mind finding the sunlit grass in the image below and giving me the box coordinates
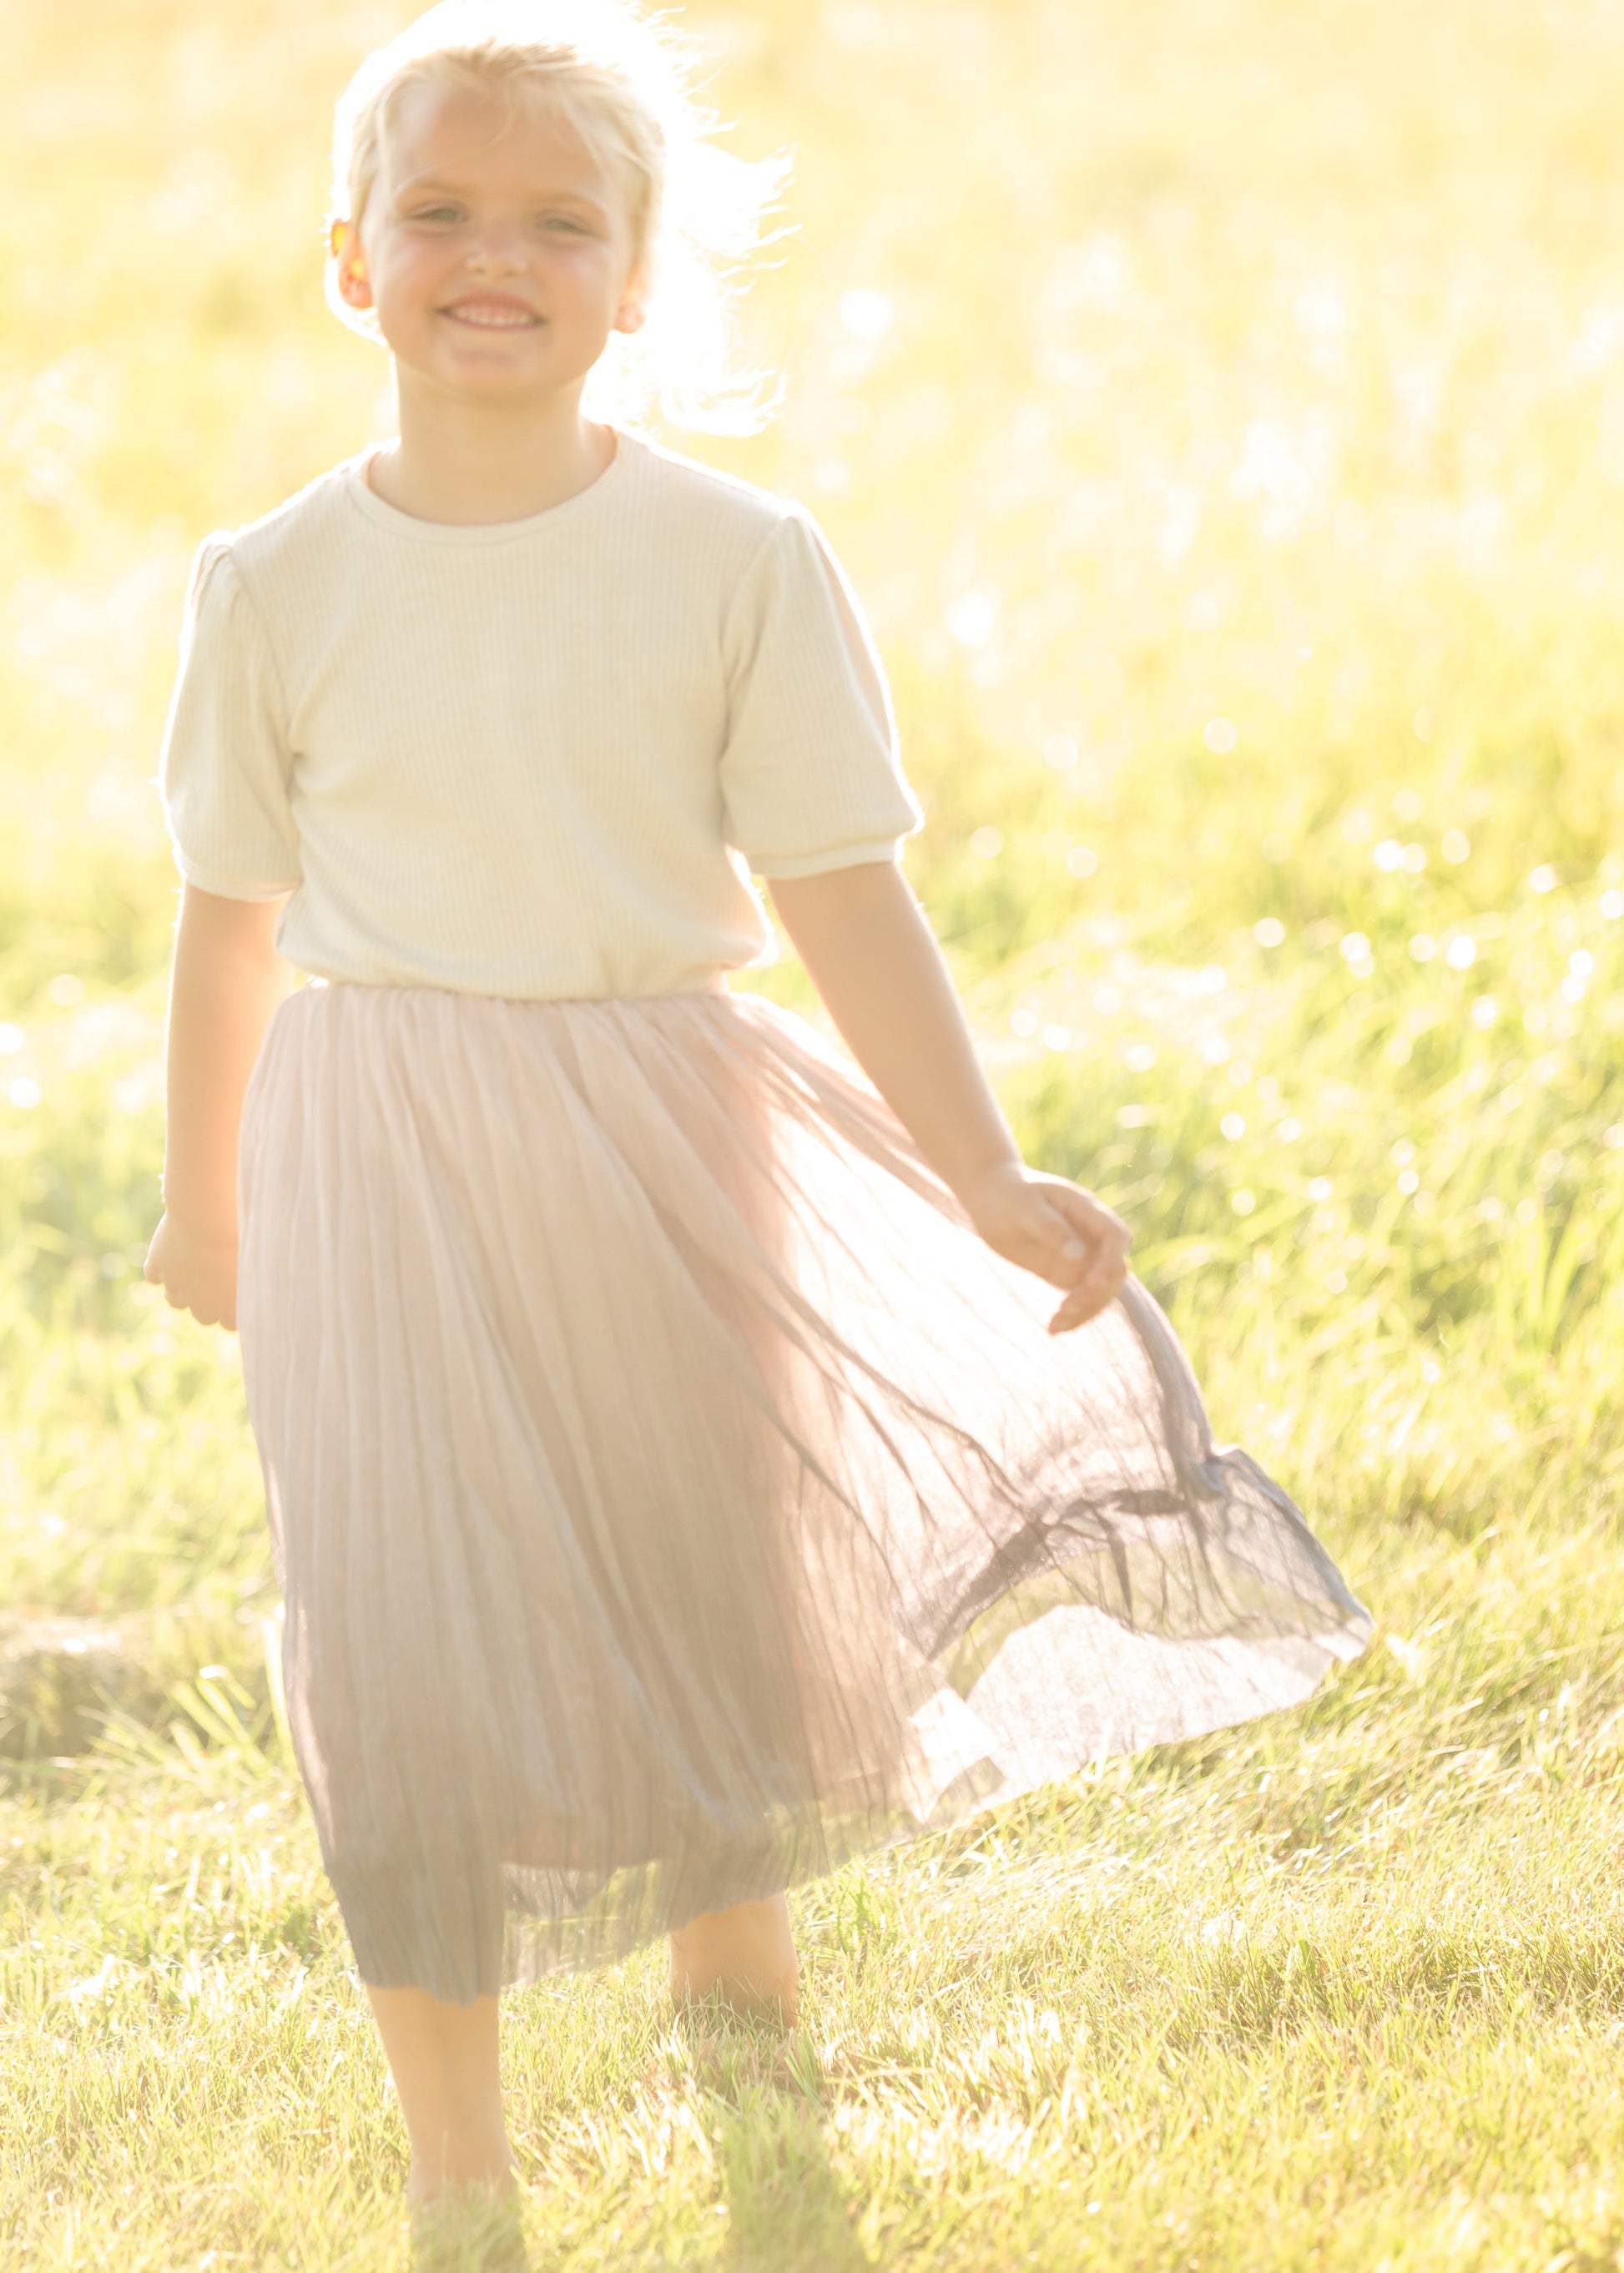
[8,0,1624,2262]
[10,1565,1624,2269]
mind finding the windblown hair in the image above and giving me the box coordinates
[325,0,786,431]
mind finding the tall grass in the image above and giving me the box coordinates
[6,0,1624,2262]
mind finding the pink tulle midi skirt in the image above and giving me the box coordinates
[236,977,1370,2002]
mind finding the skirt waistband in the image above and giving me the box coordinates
[306,970,732,1005]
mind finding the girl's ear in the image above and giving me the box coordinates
[614,260,651,337]
[330,219,374,311]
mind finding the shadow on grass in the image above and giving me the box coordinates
[410,2185,531,2273]
[677,2004,874,2273]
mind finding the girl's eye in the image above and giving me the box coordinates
[541,214,590,235]
[414,207,462,224]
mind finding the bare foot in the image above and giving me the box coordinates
[669,1892,799,2024]
[409,2170,526,2271]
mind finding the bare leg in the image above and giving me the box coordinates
[365,1985,516,2208]
[668,1893,799,2023]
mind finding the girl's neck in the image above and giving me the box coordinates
[368,377,617,527]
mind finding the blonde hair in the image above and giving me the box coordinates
[326,0,786,431]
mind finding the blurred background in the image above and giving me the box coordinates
[6,0,1624,1690]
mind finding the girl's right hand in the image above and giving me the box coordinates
[144,1212,239,1331]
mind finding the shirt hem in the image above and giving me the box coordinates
[172,853,300,903]
[745,841,905,881]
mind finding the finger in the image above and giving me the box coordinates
[1076,1208,1132,1278]
[1090,1238,1132,1295]
[1037,1202,1127,1290]
[1026,1193,1105,1273]
[1041,1187,1131,1271]
[1077,1236,1131,1299]
[1002,1206,1089,1291]
[1047,1263,1128,1334]
[1048,1279,1102,1331]
[1041,1175,1128,1237]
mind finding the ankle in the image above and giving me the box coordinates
[669,1938,800,2024]
[407,2133,517,2209]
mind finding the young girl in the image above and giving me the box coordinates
[145,0,1369,2220]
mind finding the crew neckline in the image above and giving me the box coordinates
[342,428,637,543]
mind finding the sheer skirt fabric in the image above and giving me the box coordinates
[237,979,1370,2003]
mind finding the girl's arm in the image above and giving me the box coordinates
[143,883,295,1331]
[767,859,1130,1333]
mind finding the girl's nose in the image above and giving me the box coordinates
[465,230,527,275]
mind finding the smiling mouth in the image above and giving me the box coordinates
[441,304,545,330]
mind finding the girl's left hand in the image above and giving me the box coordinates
[953,1161,1132,1333]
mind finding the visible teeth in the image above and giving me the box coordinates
[451,307,535,328]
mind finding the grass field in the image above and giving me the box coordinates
[7,0,1624,2263]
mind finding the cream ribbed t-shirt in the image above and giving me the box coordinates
[159,431,924,1000]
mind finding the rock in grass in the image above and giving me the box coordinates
[0,1616,162,1758]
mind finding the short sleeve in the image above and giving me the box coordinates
[158,538,301,901]
[719,510,924,879]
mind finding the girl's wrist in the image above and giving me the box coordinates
[944,1149,1026,1206]
[159,1194,238,1248]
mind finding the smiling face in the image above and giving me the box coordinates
[333,76,649,408]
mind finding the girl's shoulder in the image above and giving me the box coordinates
[172,461,361,656]
[212,457,367,590]
[617,433,824,569]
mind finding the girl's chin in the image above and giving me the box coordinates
[393,343,607,401]
[395,342,557,383]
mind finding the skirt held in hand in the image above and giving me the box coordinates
[237,978,1371,2002]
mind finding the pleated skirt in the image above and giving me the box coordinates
[236,976,1371,2003]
